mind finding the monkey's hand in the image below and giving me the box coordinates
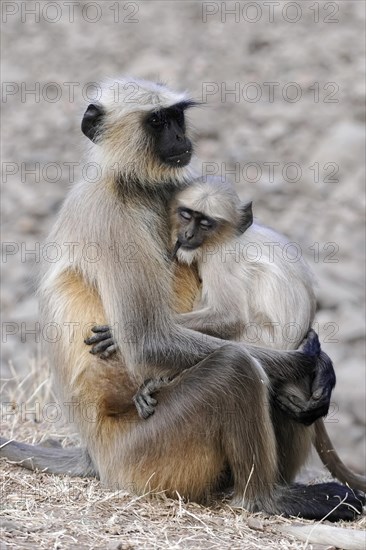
[274,329,336,425]
[301,328,336,423]
[84,325,118,359]
[273,386,326,426]
[133,377,173,420]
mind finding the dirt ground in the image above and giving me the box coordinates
[1,1,365,548]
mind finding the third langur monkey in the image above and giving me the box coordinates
[91,176,366,492]
[1,78,363,523]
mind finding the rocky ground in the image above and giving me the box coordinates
[1,1,365,548]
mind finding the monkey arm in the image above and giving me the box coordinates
[86,322,334,425]
[176,309,241,339]
[86,290,333,418]
[176,310,335,423]
[82,201,335,422]
[84,304,236,356]
[141,329,336,425]
[247,330,336,425]
[94,220,227,377]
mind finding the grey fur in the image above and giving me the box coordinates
[0,78,362,523]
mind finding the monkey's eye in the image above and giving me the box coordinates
[148,114,164,129]
[199,219,212,230]
[179,210,192,221]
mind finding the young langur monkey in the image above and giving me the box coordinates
[91,176,366,492]
[171,176,366,492]
[172,177,315,351]
[1,78,363,527]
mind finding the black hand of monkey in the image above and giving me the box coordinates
[301,329,335,423]
[84,327,171,418]
[133,377,173,420]
[273,387,331,426]
[306,350,336,423]
[84,325,118,359]
[273,329,336,425]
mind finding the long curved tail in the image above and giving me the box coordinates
[0,437,96,477]
[314,421,366,492]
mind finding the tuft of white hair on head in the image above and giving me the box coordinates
[99,76,191,115]
[175,175,241,222]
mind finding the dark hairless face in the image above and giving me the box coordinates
[144,101,195,167]
[173,207,218,256]
[81,100,196,168]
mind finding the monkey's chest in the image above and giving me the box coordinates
[172,262,201,313]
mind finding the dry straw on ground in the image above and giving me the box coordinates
[1,361,364,549]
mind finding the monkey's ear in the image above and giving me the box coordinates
[81,104,105,142]
[238,201,253,234]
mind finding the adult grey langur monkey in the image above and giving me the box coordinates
[91,176,366,493]
[0,78,363,524]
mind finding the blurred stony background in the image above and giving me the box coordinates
[1,1,365,473]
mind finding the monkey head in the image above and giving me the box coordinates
[80,78,199,185]
[171,177,253,264]
[173,207,218,254]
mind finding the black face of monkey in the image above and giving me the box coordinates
[144,101,194,167]
[175,207,218,252]
[81,100,195,168]
[172,201,254,259]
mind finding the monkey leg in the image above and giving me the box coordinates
[229,401,363,520]
[38,269,222,495]
[269,364,315,483]
[176,346,363,521]
[91,344,279,504]
[271,406,314,483]
[102,343,353,520]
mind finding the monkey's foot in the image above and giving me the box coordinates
[84,325,118,358]
[133,377,173,420]
[231,483,365,521]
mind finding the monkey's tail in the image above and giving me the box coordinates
[0,437,96,477]
[314,420,366,492]
[305,330,366,492]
